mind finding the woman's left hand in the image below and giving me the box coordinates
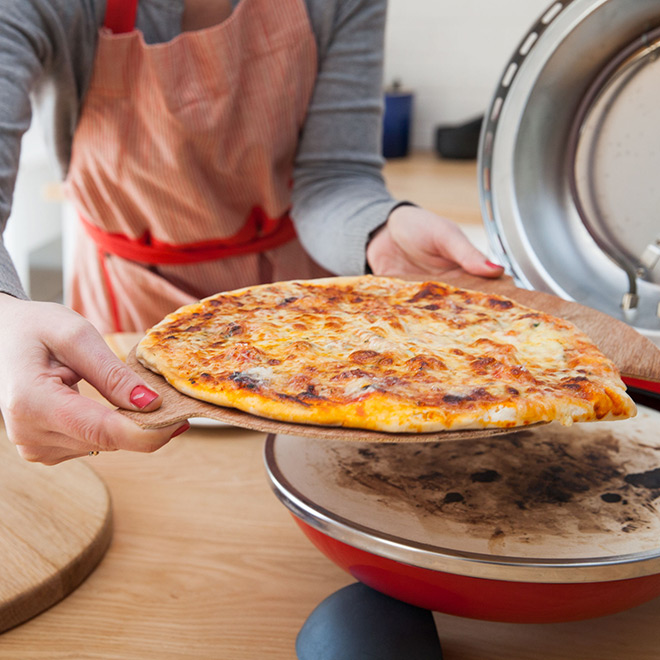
[366,205,504,278]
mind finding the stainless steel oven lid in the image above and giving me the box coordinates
[478,0,660,346]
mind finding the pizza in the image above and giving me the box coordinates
[135,276,636,433]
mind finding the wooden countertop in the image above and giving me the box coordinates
[1,420,352,659]
[383,152,483,225]
[3,408,660,659]
[4,157,660,658]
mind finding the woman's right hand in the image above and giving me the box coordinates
[0,294,188,465]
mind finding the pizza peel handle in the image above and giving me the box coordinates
[120,348,539,443]
[433,270,660,386]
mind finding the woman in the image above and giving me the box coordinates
[0,0,502,464]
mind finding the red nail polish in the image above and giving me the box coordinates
[130,385,159,409]
[486,260,502,269]
[170,421,191,439]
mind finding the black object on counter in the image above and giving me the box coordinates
[296,582,443,660]
[435,116,484,160]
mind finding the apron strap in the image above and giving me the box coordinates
[104,0,139,34]
[96,246,124,334]
[80,207,297,333]
[78,208,297,265]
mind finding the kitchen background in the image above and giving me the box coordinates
[7,0,552,302]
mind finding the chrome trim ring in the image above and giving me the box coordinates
[478,0,660,345]
[264,433,660,584]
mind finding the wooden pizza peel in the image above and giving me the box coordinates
[118,271,660,441]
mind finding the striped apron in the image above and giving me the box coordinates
[64,0,329,333]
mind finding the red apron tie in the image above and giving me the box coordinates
[80,208,296,265]
[81,207,297,332]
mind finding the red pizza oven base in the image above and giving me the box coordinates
[294,517,660,623]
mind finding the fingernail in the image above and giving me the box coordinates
[486,260,502,269]
[170,421,191,439]
[130,385,159,409]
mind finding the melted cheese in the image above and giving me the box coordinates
[136,276,636,432]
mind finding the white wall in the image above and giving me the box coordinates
[4,115,62,297]
[383,0,552,150]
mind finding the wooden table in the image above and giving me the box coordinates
[0,421,353,659]
[3,156,660,657]
[2,414,660,660]
[383,152,483,226]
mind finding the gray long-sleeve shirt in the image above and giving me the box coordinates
[0,0,399,299]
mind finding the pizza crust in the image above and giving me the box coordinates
[136,276,636,432]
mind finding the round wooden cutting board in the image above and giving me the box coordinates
[0,430,113,633]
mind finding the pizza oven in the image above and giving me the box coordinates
[264,0,660,624]
[265,393,660,623]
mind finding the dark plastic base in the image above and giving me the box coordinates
[628,386,660,411]
[296,582,443,660]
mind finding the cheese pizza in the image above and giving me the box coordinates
[136,276,635,433]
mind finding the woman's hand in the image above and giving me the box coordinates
[366,205,504,278]
[0,294,188,465]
